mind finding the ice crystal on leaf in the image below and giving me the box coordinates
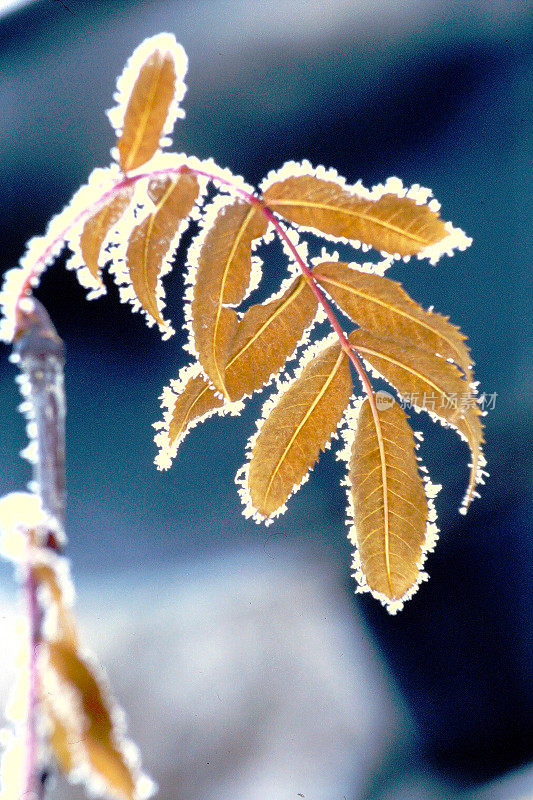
[1,33,484,633]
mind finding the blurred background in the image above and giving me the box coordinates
[0,1,531,798]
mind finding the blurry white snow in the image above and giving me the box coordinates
[2,549,532,799]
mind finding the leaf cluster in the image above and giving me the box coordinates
[1,33,486,619]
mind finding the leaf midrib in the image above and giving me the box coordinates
[262,347,345,509]
[316,271,467,369]
[212,204,257,399]
[123,54,169,172]
[268,198,432,246]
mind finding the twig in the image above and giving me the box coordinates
[13,298,66,531]
[12,297,66,800]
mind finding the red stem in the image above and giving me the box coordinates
[13,161,377,405]
[258,205,376,397]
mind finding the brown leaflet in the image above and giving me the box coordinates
[190,199,268,398]
[127,171,199,325]
[245,340,352,519]
[169,371,224,446]
[80,186,134,284]
[44,641,138,800]
[118,49,177,172]
[314,261,472,375]
[348,398,429,603]
[349,329,485,511]
[154,279,317,470]
[263,174,448,256]
[225,275,318,401]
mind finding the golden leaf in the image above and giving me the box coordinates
[80,187,134,284]
[225,276,318,401]
[47,641,113,739]
[118,49,177,172]
[247,340,352,518]
[263,175,448,256]
[168,370,224,446]
[348,398,429,602]
[45,640,137,800]
[314,261,472,375]
[127,171,199,325]
[191,199,268,398]
[349,330,485,510]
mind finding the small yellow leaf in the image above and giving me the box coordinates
[314,261,472,375]
[263,174,448,256]
[127,171,199,325]
[44,704,75,774]
[348,398,429,603]
[118,49,177,172]
[47,641,113,739]
[80,187,134,284]
[45,640,138,800]
[168,371,224,446]
[191,199,268,398]
[247,340,352,518]
[225,276,318,401]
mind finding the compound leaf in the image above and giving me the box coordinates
[246,339,352,519]
[347,397,429,604]
[314,261,472,375]
[127,171,199,326]
[190,199,268,398]
[263,174,448,256]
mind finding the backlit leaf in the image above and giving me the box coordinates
[126,171,199,326]
[314,261,472,374]
[44,641,139,800]
[349,329,485,510]
[190,199,268,398]
[169,370,224,446]
[80,187,134,284]
[347,398,429,606]
[225,275,318,401]
[263,173,448,256]
[117,49,177,172]
[245,339,352,519]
